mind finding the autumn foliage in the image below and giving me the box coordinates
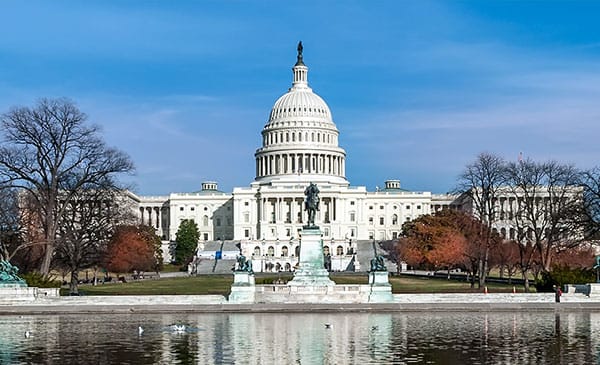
[399,210,501,275]
[104,225,161,273]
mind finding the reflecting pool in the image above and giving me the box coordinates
[1,311,599,364]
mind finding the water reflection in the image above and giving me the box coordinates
[1,311,599,364]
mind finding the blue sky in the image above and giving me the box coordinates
[2,1,600,195]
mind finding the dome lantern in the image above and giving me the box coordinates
[254,43,348,187]
[292,41,309,90]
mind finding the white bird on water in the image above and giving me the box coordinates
[171,324,186,333]
[138,326,144,335]
[24,331,31,338]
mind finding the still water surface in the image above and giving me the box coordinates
[1,311,599,364]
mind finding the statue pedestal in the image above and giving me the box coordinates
[368,271,393,303]
[369,271,390,285]
[288,228,334,286]
[229,271,256,303]
[232,271,255,286]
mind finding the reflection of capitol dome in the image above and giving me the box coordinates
[254,42,348,186]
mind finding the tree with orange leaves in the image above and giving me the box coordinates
[399,213,467,274]
[104,225,162,274]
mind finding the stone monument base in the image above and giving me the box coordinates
[0,286,38,302]
[367,271,393,303]
[369,271,390,285]
[229,271,256,303]
[288,227,335,286]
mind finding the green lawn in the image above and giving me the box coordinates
[73,273,533,296]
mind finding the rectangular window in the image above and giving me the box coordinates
[379,217,384,225]
[244,229,249,238]
[350,228,356,237]
[350,212,355,222]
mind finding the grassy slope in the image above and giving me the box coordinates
[74,274,532,296]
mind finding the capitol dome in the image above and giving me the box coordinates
[254,42,348,186]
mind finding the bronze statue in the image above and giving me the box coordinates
[236,255,253,273]
[304,182,320,228]
[370,255,387,272]
[0,260,25,282]
[296,41,305,66]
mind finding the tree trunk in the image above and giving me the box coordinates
[479,247,489,289]
[40,240,53,276]
[69,270,79,295]
[40,199,57,276]
[523,270,530,293]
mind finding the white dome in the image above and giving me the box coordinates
[269,90,332,122]
[254,43,348,187]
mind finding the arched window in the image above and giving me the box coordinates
[282,246,288,257]
[254,246,261,256]
[323,246,330,255]
[203,215,209,226]
[500,228,507,239]
[392,214,398,225]
[268,246,275,256]
[285,263,291,271]
[336,246,344,255]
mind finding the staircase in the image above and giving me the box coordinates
[354,240,375,272]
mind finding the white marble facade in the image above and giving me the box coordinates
[130,45,458,267]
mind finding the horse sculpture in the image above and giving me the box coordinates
[304,182,320,228]
[236,255,253,273]
[370,255,387,272]
[0,260,24,282]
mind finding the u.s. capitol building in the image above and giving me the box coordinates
[131,44,458,272]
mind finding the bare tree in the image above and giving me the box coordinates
[580,167,600,241]
[0,187,21,261]
[53,189,137,295]
[0,98,134,275]
[504,159,583,289]
[456,152,506,288]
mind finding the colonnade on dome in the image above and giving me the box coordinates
[255,152,345,178]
